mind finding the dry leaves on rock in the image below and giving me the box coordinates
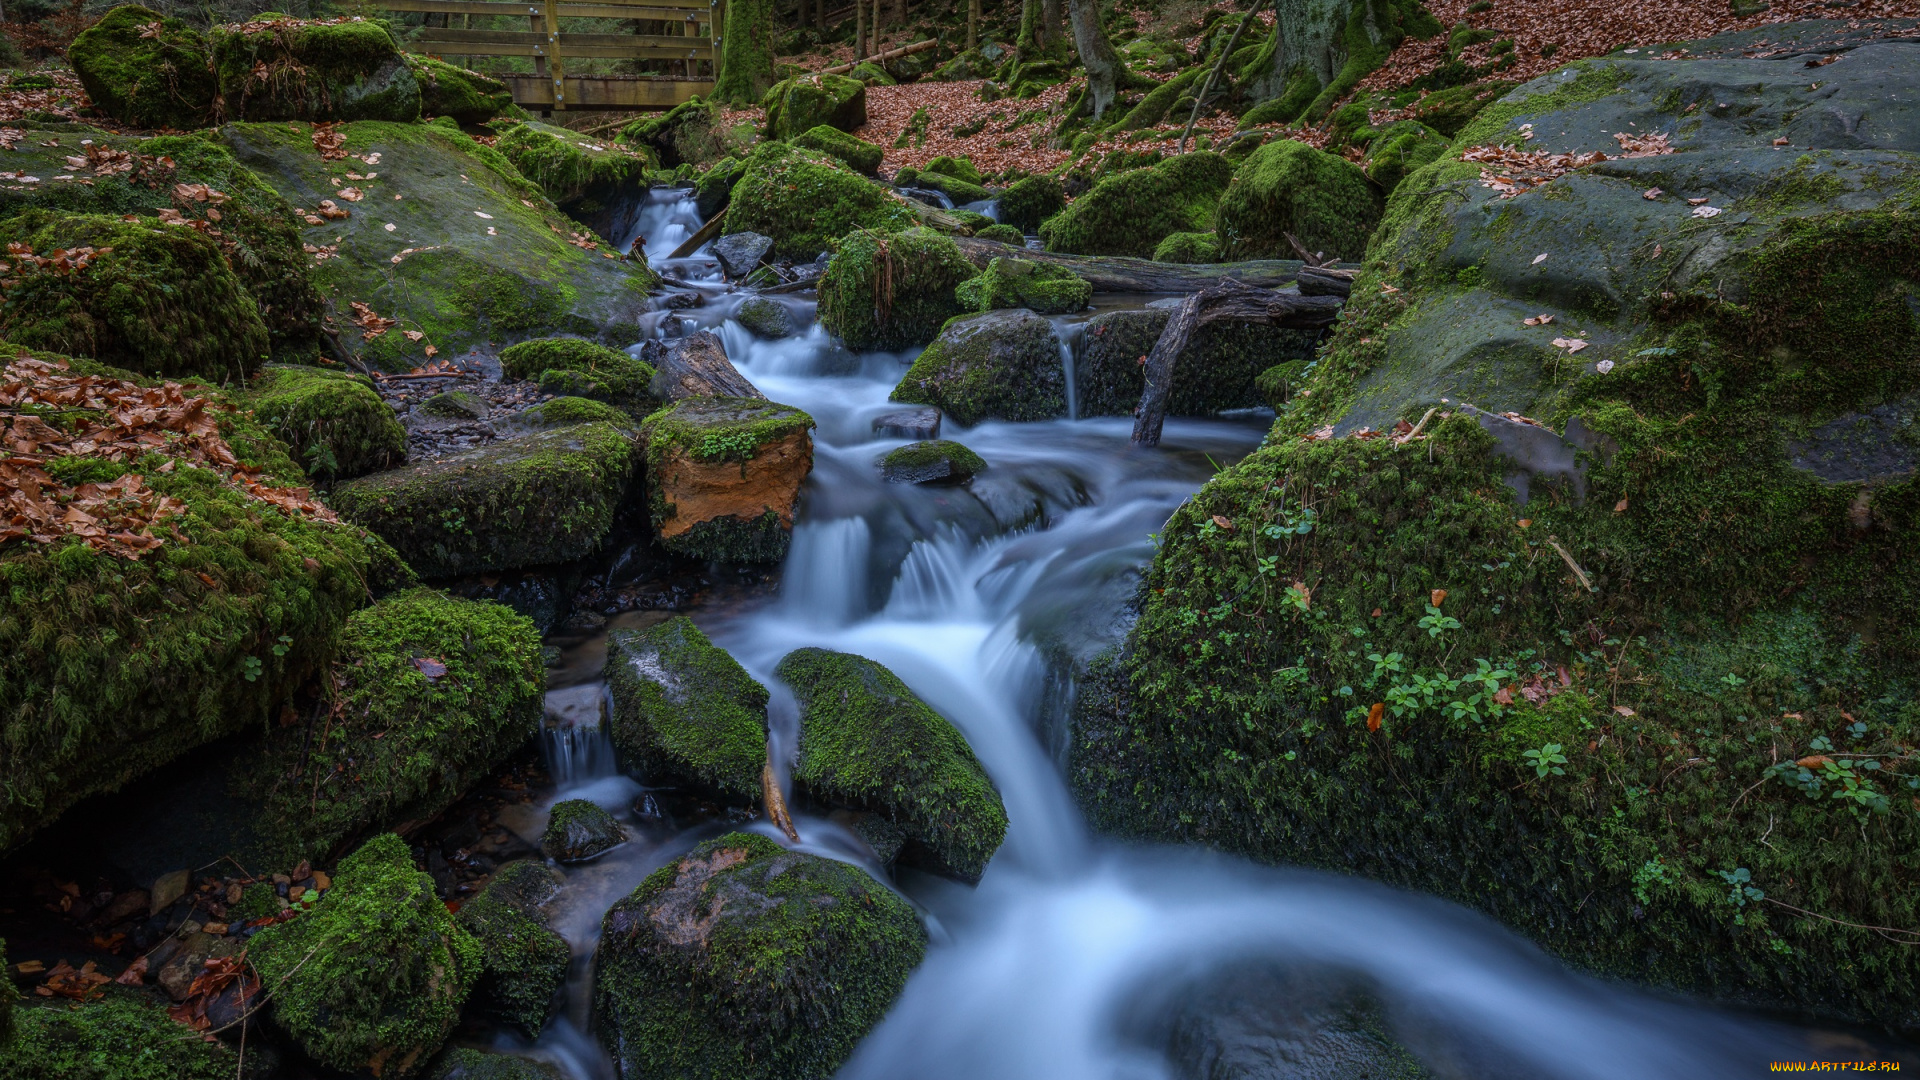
[167,954,261,1037]
[349,301,396,340]
[1462,144,1609,197]
[312,122,348,162]
[35,959,112,1001]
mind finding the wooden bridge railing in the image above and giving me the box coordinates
[381,0,717,111]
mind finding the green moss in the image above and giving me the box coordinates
[593,831,926,1080]
[330,422,641,577]
[849,60,895,86]
[499,336,657,415]
[427,1048,564,1080]
[232,880,278,920]
[723,142,917,260]
[954,256,1091,314]
[914,168,992,205]
[1152,230,1220,263]
[604,615,768,798]
[68,5,218,130]
[0,991,239,1079]
[1041,151,1233,258]
[0,210,270,382]
[1362,120,1449,195]
[1214,138,1380,261]
[243,363,404,479]
[761,73,866,140]
[878,439,986,484]
[508,395,629,429]
[791,124,883,175]
[252,833,481,1078]
[713,0,777,105]
[618,98,735,169]
[212,17,419,123]
[409,55,512,124]
[890,308,1065,425]
[494,121,653,204]
[975,223,1025,244]
[241,589,541,864]
[776,648,1007,882]
[996,174,1066,233]
[817,226,976,351]
[541,798,626,862]
[924,155,982,185]
[693,154,747,219]
[453,861,568,1039]
[1113,66,1204,131]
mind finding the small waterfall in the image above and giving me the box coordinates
[782,516,874,626]
[963,198,1001,222]
[616,187,706,263]
[1052,320,1082,421]
[541,683,617,788]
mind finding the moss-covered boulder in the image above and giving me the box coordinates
[593,831,925,1080]
[923,155,982,185]
[1075,306,1317,417]
[817,226,975,351]
[69,5,218,130]
[428,1048,566,1080]
[499,336,659,416]
[541,798,626,862]
[848,60,895,86]
[975,222,1024,244]
[791,124,884,175]
[0,349,382,852]
[243,363,405,479]
[495,120,654,204]
[497,395,630,433]
[409,55,513,124]
[618,98,742,168]
[640,397,814,563]
[734,295,796,338]
[216,120,655,370]
[0,991,242,1079]
[890,308,1065,426]
[776,648,1007,882]
[1361,119,1449,195]
[331,422,640,578]
[913,167,991,206]
[1040,152,1233,258]
[213,16,420,123]
[0,210,269,382]
[253,834,480,1077]
[454,861,569,1040]
[420,388,488,420]
[762,73,867,140]
[1072,28,1920,1029]
[879,439,985,484]
[997,173,1065,234]
[1152,230,1220,263]
[241,589,541,863]
[955,256,1091,314]
[1214,138,1380,261]
[605,615,768,797]
[722,141,917,260]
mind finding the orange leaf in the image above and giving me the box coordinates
[1430,589,1446,606]
[1795,755,1832,769]
[1366,702,1384,732]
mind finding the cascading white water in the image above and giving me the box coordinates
[506,188,1888,1080]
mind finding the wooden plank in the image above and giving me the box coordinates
[410,40,709,58]
[415,27,710,49]
[380,0,710,11]
[556,1,710,16]
[501,75,710,108]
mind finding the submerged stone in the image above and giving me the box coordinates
[593,831,925,1080]
[734,295,796,338]
[604,615,769,798]
[776,648,1008,883]
[454,861,570,1039]
[541,799,627,862]
[640,397,814,563]
[871,406,942,440]
[879,439,987,484]
[890,308,1065,426]
[712,231,773,278]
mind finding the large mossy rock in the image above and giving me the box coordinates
[817,226,975,351]
[618,97,741,168]
[331,422,640,578]
[1360,119,1450,195]
[0,210,270,382]
[955,256,1091,315]
[722,141,916,261]
[1075,307,1317,417]
[997,173,1066,233]
[890,308,1065,426]
[604,615,768,798]
[541,798,626,862]
[762,73,867,140]
[69,5,219,130]
[0,349,383,852]
[241,589,542,864]
[244,363,406,479]
[792,123,884,175]
[879,438,986,484]
[213,16,419,123]
[217,120,655,370]
[409,55,514,124]
[640,397,814,563]
[0,126,325,358]
[499,336,659,416]
[1072,24,1920,1029]
[252,834,481,1078]
[593,831,925,1080]
[1040,152,1233,258]
[1214,137,1380,261]
[456,860,570,1039]
[495,120,654,204]
[776,648,1008,882]
[0,991,242,1079]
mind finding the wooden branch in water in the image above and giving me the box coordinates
[762,760,799,842]
[948,236,1320,293]
[666,211,727,260]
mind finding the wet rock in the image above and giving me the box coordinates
[252,834,480,1078]
[692,156,747,220]
[1076,308,1316,418]
[872,407,942,440]
[149,869,189,915]
[833,810,909,863]
[331,423,641,578]
[243,364,407,480]
[157,931,220,1000]
[605,616,769,798]
[662,290,705,310]
[762,73,867,140]
[427,1048,567,1080]
[421,388,491,421]
[734,295,796,339]
[955,256,1091,315]
[880,440,987,485]
[1040,152,1232,258]
[494,396,631,436]
[455,860,570,1039]
[1213,138,1380,262]
[1788,396,1919,484]
[997,174,1067,234]
[722,142,916,261]
[775,648,1009,883]
[640,397,814,563]
[619,98,744,169]
[409,55,513,125]
[540,799,627,862]
[495,121,651,204]
[890,308,1066,426]
[1147,965,1432,1080]
[593,831,925,1080]
[818,226,977,351]
[650,329,764,400]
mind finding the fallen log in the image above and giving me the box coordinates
[650,329,764,401]
[1131,279,1345,446]
[820,38,939,74]
[948,236,1326,293]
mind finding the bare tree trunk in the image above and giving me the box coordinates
[967,0,979,50]
[1038,0,1063,51]
[1066,0,1124,116]
[856,0,868,58]
[873,0,884,52]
